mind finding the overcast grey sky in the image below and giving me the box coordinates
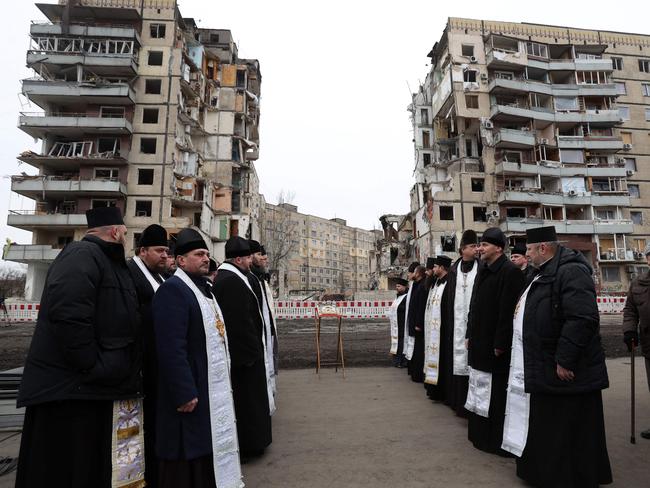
[0,0,646,246]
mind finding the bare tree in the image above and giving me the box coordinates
[0,265,27,299]
[262,191,299,295]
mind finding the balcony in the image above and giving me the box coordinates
[30,22,141,45]
[497,189,629,206]
[496,161,627,178]
[527,58,577,71]
[499,218,633,235]
[598,247,637,262]
[22,79,135,109]
[557,135,623,152]
[554,110,621,126]
[488,77,617,98]
[18,112,133,139]
[3,244,61,264]
[11,176,126,199]
[7,210,87,230]
[490,104,555,124]
[486,48,527,69]
[493,128,536,148]
[490,104,621,127]
[575,58,614,72]
[18,141,127,170]
[171,197,204,209]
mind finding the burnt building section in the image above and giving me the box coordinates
[410,17,650,292]
[374,214,413,290]
[7,0,263,300]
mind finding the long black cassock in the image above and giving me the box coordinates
[127,258,165,488]
[407,278,428,383]
[212,264,272,455]
[466,255,524,455]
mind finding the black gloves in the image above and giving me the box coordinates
[624,331,639,352]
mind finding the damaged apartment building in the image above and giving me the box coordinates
[261,202,378,299]
[6,0,262,300]
[410,17,650,292]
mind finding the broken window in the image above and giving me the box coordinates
[642,83,650,97]
[495,71,514,80]
[465,138,474,157]
[145,79,162,94]
[423,153,431,166]
[462,44,475,57]
[210,33,220,44]
[97,137,119,155]
[631,211,643,225]
[506,207,526,218]
[138,169,154,185]
[463,70,477,83]
[542,206,563,220]
[92,199,117,209]
[94,168,118,180]
[236,70,246,88]
[526,42,548,58]
[140,138,157,154]
[639,59,650,73]
[465,94,479,109]
[439,206,454,220]
[148,51,163,66]
[422,131,430,148]
[471,178,484,192]
[611,57,623,70]
[135,200,153,217]
[420,109,429,125]
[150,23,166,38]
[100,106,125,118]
[473,207,487,222]
[142,108,159,124]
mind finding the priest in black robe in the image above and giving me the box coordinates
[445,229,479,417]
[407,265,428,383]
[466,227,524,456]
[392,278,409,367]
[212,236,272,459]
[509,226,612,486]
[127,224,169,488]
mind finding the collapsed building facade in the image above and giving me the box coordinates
[410,17,650,292]
[6,0,263,300]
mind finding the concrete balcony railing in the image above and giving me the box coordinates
[29,22,141,45]
[574,58,614,72]
[495,161,627,178]
[488,77,618,98]
[493,128,536,148]
[486,48,527,68]
[557,135,624,152]
[497,189,629,207]
[11,176,127,199]
[7,210,87,230]
[3,244,61,263]
[490,104,621,126]
[22,79,135,109]
[598,247,638,262]
[18,112,133,139]
[499,217,634,235]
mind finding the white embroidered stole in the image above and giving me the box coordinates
[465,367,492,418]
[502,277,538,457]
[110,398,145,488]
[402,284,413,359]
[424,280,446,385]
[175,268,243,488]
[132,256,163,292]
[257,275,276,396]
[263,280,278,393]
[453,260,477,376]
[389,294,407,355]
[218,263,276,415]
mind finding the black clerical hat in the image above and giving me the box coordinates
[209,258,218,273]
[249,239,262,254]
[225,236,251,259]
[138,224,168,248]
[395,278,408,286]
[526,226,557,244]
[436,255,452,268]
[426,257,435,270]
[511,243,527,256]
[481,227,506,249]
[175,228,208,256]
[86,206,124,229]
[167,238,176,255]
[260,245,267,256]
[407,261,420,273]
[460,229,478,248]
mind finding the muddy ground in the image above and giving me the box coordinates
[0,314,631,372]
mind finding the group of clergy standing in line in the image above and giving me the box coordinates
[389,225,613,487]
[15,206,276,488]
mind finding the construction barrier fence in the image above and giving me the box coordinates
[1,296,628,323]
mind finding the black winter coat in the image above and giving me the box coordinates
[18,236,141,407]
[467,254,525,373]
[623,271,650,358]
[407,278,427,336]
[152,273,214,460]
[522,247,609,394]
